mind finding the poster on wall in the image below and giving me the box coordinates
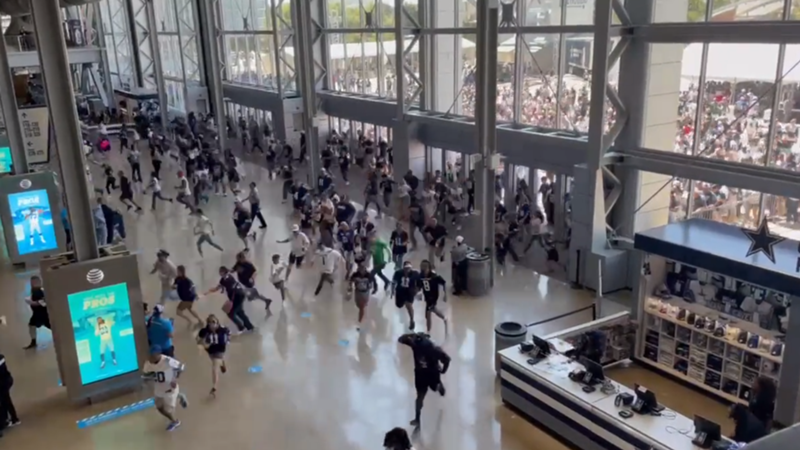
[7,188,57,256]
[0,146,12,173]
[18,107,50,165]
[67,282,139,385]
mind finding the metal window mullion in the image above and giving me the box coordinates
[555,0,568,128]
[104,0,122,87]
[360,31,366,95]
[512,0,524,124]
[394,0,404,117]
[269,0,283,94]
[172,0,189,102]
[758,43,787,223]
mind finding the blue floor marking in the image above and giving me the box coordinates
[248,365,263,373]
[300,312,312,318]
[76,398,155,429]
[338,339,349,347]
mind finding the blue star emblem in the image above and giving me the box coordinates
[741,218,785,264]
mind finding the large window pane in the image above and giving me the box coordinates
[687,179,760,228]
[644,43,701,153]
[154,0,178,32]
[697,44,778,167]
[522,0,558,26]
[768,45,800,171]
[496,33,515,123]
[254,0,271,30]
[430,34,469,113]
[257,35,276,88]
[654,0,706,23]
[764,193,800,240]
[519,34,560,128]
[554,33,592,132]
[563,0,594,25]
[710,0,785,21]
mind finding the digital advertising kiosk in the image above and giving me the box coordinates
[42,252,149,403]
[0,171,67,266]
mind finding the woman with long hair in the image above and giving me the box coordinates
[196,314,230,396]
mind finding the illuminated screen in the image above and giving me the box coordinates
[7,189,58,256]
[68,282,139,385]
[0,147,11,173]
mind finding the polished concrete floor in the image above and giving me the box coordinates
[0,142,706,450]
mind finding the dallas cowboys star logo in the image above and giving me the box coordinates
[741,217,785,264]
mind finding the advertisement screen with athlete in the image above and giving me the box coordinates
[67,282,139,385]
[0,147,12,174]
[7,189,58,256]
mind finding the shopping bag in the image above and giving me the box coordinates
[221,300,233,314]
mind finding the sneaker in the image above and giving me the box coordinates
[409,419,420,427]
[220,363,227,374]
[112,359,118,366]
[409,320,415,331]
[166,420,181,432]
[23,340,36,350]
[178,393,189,409]
[100,361,106,369]
[8,420,20,428]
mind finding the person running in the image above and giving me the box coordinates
[23,275,50,350]
[150,250,177,304]
[173,265,203,326]
[337,222,356,273]
[390,223,410,267]
[142,345,188,431]
[313,244,345,296]
[205,266,255,334]
[398,332,450,428]
[174,171,194,211]
[247,182,268,229]
[277,224,310,281]
[196,314,230,396]
[269,254,288,302]
[117,171,142,212]
[370,235,392,291]
[417,260,448,334]
[146,305,175,357]
[233,200,255,250]
[391,262,421,330]
[144,172,172,210]
[233,251,272,313]
[422,218,448,268]
[193,209,223,255]
[349,262,376,331]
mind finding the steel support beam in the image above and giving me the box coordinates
[144,0,167,126]
[587,0,613,171]
[293,0,320,183]
[634,21,800,44]
[0,32,27,173]
[31,0,98,261]
[474,0,498,264]
[201,0,226,151]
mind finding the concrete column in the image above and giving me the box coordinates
[197,0,226,152]
[0,35,27,173]
[145,0,168,128]
[292,0,320,182]
[567,164,607,286]
[31,0,98,261]
[432,1,461,113]
[474,0,498,258]
[392,120,425,181]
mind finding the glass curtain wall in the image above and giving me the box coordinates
[220,0,279,89]
[99,0,136,89]
[324,0,420,100]
[154,0,202,112]
[645,3,800,240]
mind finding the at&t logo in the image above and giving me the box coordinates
[86,269,104,284]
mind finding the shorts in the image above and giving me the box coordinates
[100,338,115,354]
[354,290,370,308]
[155,390,179,411]
[414,370,441,396]
[395,295,414,309]
[272,281,285,290]
[208,352,225,360]
[288,253,305,267]
[424,297,439,312]
[120,193,132,201]
[29,311,51,329]
[177,300,195,311]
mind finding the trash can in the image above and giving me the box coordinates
[495,321,528,374]
[466,252,492,296]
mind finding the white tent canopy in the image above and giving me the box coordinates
[682,43,800,83]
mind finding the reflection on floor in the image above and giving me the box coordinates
[0,141,608,450]
[606,364,733,437]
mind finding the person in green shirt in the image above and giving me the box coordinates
[370,236,392,293]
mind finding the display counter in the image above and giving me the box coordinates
[500,347,709,450]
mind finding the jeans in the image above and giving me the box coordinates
[370,263,390,291]
[228,295,254,331]
[196,233,223,253]
[95,227,108,247]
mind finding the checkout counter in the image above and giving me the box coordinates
[499,313,732,450]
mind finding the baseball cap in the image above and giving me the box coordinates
[153,304,165,315]
[291,224,300,232]
[150,345,163,355]
[456,236,464,244]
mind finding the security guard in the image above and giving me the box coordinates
[450,236,469,296]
